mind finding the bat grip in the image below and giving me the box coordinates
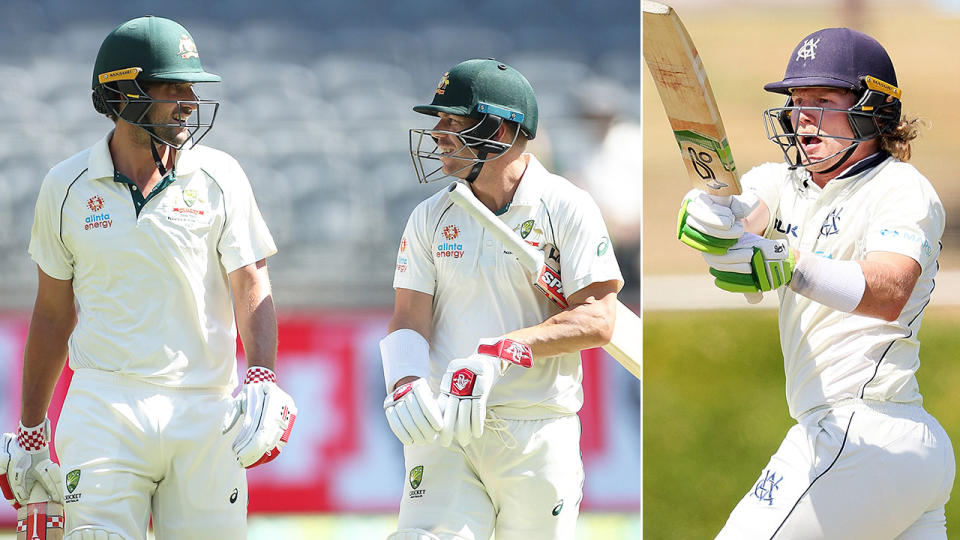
[744,292,763,304]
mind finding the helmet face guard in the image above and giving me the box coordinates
[762,76,901,169]
[93,70,218,150]
[409,108,520,184]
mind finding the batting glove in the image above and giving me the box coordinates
[0,420,63,509]
[703,233,795,293]
[438,338,533,447]
[383,378,444,445]
[677,189,760,254]
[223,367,297,469]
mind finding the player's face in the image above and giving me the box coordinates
[432,113,481,177]
[143,82,198,146]
[790,87,858,172]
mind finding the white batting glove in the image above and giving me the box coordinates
[438,338,533,447]
[677,189,760,254]
[223,367,297,469]
[383,378,444,445]
[0,420,63,509]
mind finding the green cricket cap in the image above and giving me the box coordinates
[92,16,220,89]
[414,58,538,139]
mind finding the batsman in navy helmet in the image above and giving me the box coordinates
[675,28,955,539]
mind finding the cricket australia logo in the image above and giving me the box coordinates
[752,469,782,506]
[178,34,199,59]
[519,220,534,238]
[182,189,198,207]
[64,469,82,503]
[436,72,451,95]
[409,465,425,498]
[820,207,842,237]
[796,37,820,61]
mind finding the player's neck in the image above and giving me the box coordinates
[109,125,175,190]
[469,153,529,213]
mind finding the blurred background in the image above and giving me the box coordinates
[644,0,960,538]
[0,0,641,538]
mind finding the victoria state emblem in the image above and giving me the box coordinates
[409,465,423,489]
[182,189,198,207]
[66,469,81,493]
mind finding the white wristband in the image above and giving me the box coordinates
[380,329,431,394]
[789,254,865,313]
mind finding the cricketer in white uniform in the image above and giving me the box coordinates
[381,59,623,540]
[677,28,954,539]
[0,17,296,540]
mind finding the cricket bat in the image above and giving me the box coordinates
[446,181,642,380]
[643,0,763,303]
[17,485,64,540]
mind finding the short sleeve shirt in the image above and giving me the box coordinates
[393,155,623,418]
[29,132,276,389]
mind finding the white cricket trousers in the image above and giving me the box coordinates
[397,414,584,540]
[717,399,955,540]
[55,369,247,540]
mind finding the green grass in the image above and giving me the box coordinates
[643,307,960,539]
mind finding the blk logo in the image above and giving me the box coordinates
[774,218,799,237]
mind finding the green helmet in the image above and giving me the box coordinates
[410,59,538,184]
[413,58,538,139]
[91,16,220,149]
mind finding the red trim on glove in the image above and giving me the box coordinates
[477,339,533,368]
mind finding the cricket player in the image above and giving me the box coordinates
[676,28,955,538]
[381,58,624,540]
[0,16,296,540]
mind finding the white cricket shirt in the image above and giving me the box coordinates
[393,154,623,418]
[29,131,276,389]
[743,157,944,419]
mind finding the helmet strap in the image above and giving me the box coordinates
[464,150,488,184]
[813,144,858,176]
[150,138,168,177]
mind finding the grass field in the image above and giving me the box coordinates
[644,306,960,539]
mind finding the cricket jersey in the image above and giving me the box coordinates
[393,154,623,418]
[29,131,276,390]
[742,156,944,419]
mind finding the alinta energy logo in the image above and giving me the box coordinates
[397,236,409,273]
[85,195,112,231]
[437,224,464,259]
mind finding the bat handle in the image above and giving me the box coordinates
[744,292,763,304]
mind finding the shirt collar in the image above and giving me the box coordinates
[87,129,203,180]
[509,154,550,207]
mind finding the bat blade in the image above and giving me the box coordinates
[447,181,642,379]
[642,0,741,197]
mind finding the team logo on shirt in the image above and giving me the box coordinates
[819,207,842,237]
[752,469,782,506]
[513,220,543,247]
[84,195,112,231]
[182,189,198,207]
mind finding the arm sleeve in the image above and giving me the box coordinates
[555,193,624,297]
[28,173,74,280]
[864,176,944,266]
[217,160,278,273]
[740,162,786,235]
[392,202,437,295]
